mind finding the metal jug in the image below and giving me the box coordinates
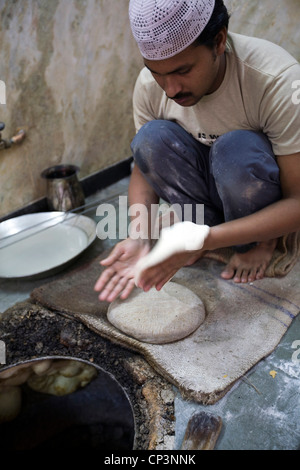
[41,164,85,212]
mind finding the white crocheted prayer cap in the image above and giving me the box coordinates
[129,0,215,60]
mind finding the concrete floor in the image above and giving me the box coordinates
[0,176,299,450]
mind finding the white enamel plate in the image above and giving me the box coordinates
[0,212,96,279]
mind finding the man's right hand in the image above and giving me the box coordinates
[94,237,151,303]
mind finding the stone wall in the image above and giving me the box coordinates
[225,0,300,61]
[0,0,142,217]
[0,0,299,217]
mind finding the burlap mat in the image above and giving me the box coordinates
[31,234,300,404]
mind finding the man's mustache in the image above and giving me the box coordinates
[166,92,192,100]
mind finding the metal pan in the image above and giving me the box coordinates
[0,212,97,279]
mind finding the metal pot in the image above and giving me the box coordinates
[41,164,85,212]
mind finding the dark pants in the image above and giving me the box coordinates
[131,120,282,252]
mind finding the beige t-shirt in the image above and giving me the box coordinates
[132,32,300,156]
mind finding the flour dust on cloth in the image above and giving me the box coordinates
[107,282,205,344]
[30,230,300,405]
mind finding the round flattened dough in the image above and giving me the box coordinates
[107,282,205,344]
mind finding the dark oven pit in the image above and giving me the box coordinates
[0,300,176,451]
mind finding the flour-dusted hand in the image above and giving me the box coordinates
[94,237,151,302]
[134,222,210,288]
[160,221,210,251]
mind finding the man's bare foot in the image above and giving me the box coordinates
[221,239,277,283]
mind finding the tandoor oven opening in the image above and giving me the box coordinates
[0,358,135,451]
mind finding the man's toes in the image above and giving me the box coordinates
[242,267,257,283]
[233,268,244,283]
[240,270,249,283]
[255,264,266,280]
[221,265,236,280]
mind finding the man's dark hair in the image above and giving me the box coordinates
[194,0,230,49]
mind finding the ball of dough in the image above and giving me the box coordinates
[27,361,97,396]
[107,282,205,344]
